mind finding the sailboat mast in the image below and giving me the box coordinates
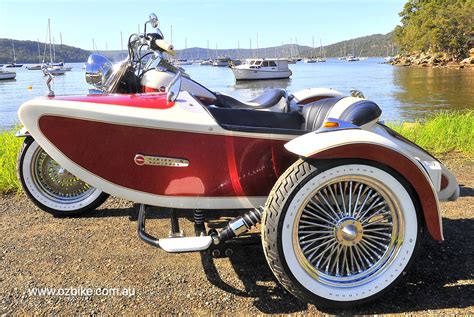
[48,18,53,64]
[12,43,16,64]
[37,39,41,63]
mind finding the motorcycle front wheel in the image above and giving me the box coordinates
[262,159,420,308]
[17,137,109,216]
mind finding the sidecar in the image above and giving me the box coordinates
[17,75,459,307]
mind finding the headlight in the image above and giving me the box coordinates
[85,54,113,90]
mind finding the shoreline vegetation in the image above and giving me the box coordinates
[0,111,472,194]
[393,0,473,68]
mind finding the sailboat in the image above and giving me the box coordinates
[316,39,326,62]
[4,43,23,68]
[304,36,317,63]
[346,40,360,62]
[45,19,66,75]
[27,40,43,70]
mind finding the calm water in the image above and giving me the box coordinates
[0,58,472,130]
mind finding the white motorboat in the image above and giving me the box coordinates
[231,58,292,80]
[213,57,231,67]
[0,69,16,80]
[46,66,66,75]
[176,59,193,66]
[27,64,43,70]
[304,58,317,63]
[200,60,212,65]
[346,55,360,62]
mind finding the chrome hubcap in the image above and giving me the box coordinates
[294,176,403,287]
[31,147,95,203]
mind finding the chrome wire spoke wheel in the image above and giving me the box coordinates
[265,161,419,307]
[294,176,403,287]
[18,139,108,214]
[31,147,94,203]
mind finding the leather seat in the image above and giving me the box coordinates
[214,89,286,109]
[303,97,382,130]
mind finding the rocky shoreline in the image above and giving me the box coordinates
[390,48,474,68]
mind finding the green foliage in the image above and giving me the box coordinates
[394,0,474,58]
[388,111,474,156]
[0,129,22,193]
[0,39,91,64]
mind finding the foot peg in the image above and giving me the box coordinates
[137,204,263,253]
[137,204,212,253]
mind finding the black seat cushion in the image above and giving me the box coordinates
[208,107,304,135]
[302,97,344,130]
[215,89,285,109]
[302,97,382,130]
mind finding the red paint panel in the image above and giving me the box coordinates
[52,93,174,109]
[39,116,294,197]
[311,144,443,241]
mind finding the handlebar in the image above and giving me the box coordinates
[154,39,175,56]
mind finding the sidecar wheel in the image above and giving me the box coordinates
[262,159,420,308]
[18,138,109,216]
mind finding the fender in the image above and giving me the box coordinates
[285,129,443,241]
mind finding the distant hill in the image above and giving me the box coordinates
[0,32,396,64]
[0,39,91,64]
[172,32,396,60]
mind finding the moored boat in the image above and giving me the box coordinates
[231,58,292,80]
[0,69,16,80]
[213,57,231,67]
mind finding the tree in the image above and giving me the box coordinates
[394,0,474,58]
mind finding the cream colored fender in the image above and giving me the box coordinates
[291,87,345,104]
[284,128,446,241]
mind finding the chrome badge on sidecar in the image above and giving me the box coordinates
[134,154,189,167]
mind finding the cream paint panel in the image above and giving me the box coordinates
[291,88,344,103]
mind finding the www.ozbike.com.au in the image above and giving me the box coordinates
[27,287,136,297]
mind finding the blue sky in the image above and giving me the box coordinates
[0,0,405,50]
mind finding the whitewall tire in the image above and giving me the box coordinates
[262,159,420,308]
[17,138,109,216]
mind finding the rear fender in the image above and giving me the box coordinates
[285,129,444,241]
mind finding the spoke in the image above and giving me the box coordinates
[327,184,343,216]
[357,196,384,220]
[307,199,338,223]
[360,238,386,255]
[353,188,373,218]
[338,182,347,216]
[304,238,336,258]
[299,223,333,230]
[352,183,363,218]
[316,191,339,220]
[348,181,353,216]
[299,217,334,227]
[309,240,338,264]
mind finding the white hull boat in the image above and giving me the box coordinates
[0,70,16,80]
[232,58,292,80]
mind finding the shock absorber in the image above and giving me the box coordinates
[217,207,263,242]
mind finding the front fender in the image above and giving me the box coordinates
[285,129,443,241]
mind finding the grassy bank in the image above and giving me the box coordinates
[0,112,472,194]
[388,111,473,156]
[0,129,22,194]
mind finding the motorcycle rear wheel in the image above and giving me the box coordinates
[17,138,109,216]
[262,159,420,308]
